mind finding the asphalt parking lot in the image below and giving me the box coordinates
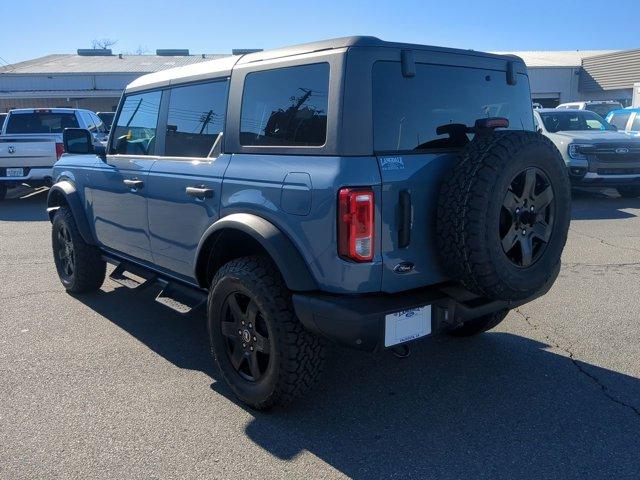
[1,186,639,480]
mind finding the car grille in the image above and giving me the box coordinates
[590,143,640,163]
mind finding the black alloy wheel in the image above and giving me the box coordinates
[54,223,75,280]
[500,167,555,268]
[220,291,272,382]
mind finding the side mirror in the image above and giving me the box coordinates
[609,124,618,131]
[537,127,543,134]
[63,128,93,154]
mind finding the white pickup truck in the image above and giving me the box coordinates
[0,108,108,200]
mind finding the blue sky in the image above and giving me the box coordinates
[1,0,638,64]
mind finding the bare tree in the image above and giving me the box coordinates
[91,38,118,50]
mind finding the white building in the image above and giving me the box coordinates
[1,46,638,112]
[0,49,232,112]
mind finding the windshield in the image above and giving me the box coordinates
[539,111,611,133]
[5,111,79,134]
[372,61,533,152]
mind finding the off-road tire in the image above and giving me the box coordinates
[617,186,640,198]
[447,309,509,337]
[437,131,571,301]
[0,184,7,201]
[207,255,325,410]
[52,207,106,293]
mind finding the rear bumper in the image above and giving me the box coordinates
[0,167,53,184]
[292,269,557,352]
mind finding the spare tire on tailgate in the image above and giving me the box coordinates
[437,131,571,301]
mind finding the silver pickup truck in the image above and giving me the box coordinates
[0,108,108,200]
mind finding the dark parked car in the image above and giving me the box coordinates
[96,111,115,131]
[47,37,571,409]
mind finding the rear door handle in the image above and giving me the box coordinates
[186,186,214,199]
[123,179,144,189]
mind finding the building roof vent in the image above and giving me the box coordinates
[77,49,113,56]
[156,49,190,56]
[232,48,263,55]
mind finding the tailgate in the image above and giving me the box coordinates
[0,137,58,168]
[377,153,454,293]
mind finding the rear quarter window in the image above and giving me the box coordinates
[240,63,329,147]
[372,62,533,152]
[5,111,79,134]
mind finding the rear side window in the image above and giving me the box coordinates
[240,63,329,146]
[373,62,534,152]
[608,112,631,130]
[165,80,228,157]
[5,111,79,134]
[111,90,162,156]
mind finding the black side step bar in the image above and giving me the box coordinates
[106,257,207,315]
[155,280,207,315]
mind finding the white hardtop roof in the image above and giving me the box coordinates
[126,55,240,92]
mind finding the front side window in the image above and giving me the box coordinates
[111,90,162,156]
[539,111,610,133]
[631,113,640,132]
[165,80,229,157]
[5,111,79,134]
[373,62,534,152]
[240,63,329,147]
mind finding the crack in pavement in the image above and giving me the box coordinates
[569,227,640,256]
[563,261,640,268]
[515,308,640,419]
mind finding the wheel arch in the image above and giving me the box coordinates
[47,180,97,246]
[195,213,317,292]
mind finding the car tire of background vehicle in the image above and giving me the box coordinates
[0,184,7,201]
[437,131,571,301]
[207,255,325,410]
[447,309,509,337]
[52,207,106,293]
[617,186,640,198]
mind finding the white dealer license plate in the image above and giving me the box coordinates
[6,168,24,177]
[384,305,432,347]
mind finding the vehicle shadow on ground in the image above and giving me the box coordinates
[0,187,49,221]
[76,284,640,480]
[571,188,640,220]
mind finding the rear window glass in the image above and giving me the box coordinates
[165,80,228,157]
[240,63,329,147]
[587,103,622,117]
[539,111,608,133]
[373,62,533,152]
[5,111,79,134]
[608,112,631,130]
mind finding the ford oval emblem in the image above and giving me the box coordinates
[615,147,629,154]
[393,262,415,274]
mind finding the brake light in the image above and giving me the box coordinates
[55,142,64,160]
[338,187,374,262]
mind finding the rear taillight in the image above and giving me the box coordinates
[338,187,374,262]
[55,142,64,160]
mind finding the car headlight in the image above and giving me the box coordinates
[568,143,590,159]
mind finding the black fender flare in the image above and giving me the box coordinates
[195,213,317,291]
[47,180,97,246]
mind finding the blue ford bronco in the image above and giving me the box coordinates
[48,37,571,409]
